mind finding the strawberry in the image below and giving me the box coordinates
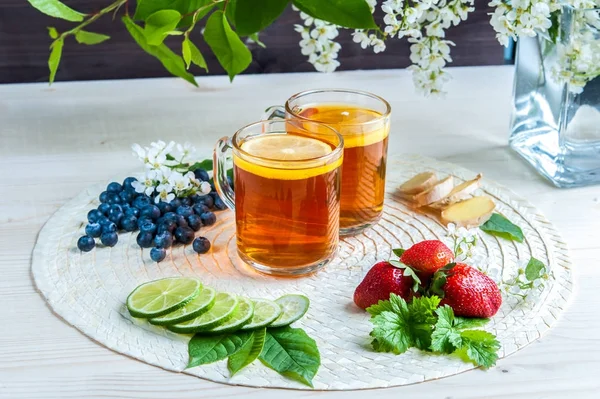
[353,261,414,310]
[437,263,502,318]
[400,240,454,275]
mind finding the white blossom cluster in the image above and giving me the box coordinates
[489,0,555,46]
[130,141,211,203]
[445,223,487,267]
[293,6,342,73]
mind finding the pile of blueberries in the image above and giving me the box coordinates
[76,169,228,263]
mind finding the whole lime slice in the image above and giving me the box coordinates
[268,294,310,328]
[241,298,282,330]
[149,287,216,326]
[168,292,238,333]
[126,277,201,318]
[207,297,255,334]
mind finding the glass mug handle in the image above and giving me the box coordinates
[262,105,285,120]
[213,137,235,211]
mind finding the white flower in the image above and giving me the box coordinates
[369,34,386,53]
[366,0,378,13]
[352,30,371,49]
[300,11,314,26]
[175,142,195,160]
[300,37,320,55]
[169,171,191,193]
[155,183,175,203]
[131,143,146,162]
[310,24,339,44]
[199,181,212,195]
[132,170,158,196]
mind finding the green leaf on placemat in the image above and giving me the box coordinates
[228,328,266,376]
[525,257,546,281]
[292,0,377,29]
[259,327,320,387]
[28,0,85,22]
[187,331,252,368]
[455,329,500,369]
[480,213,524,243]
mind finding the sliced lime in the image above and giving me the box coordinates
[207,297,255,334]
[126,277,201,318]
[168,292,239,333]
[241,298,282,330]
[268,294,310,328]
[149,287,216,326]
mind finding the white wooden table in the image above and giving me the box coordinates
[1,66,599,399]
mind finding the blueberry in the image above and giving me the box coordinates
[194,169,210,182]
[196,195,214,209]
[107,182,123,193]
[174,226,195,244]
[136,232,154,248]
[175,215,188,228]
[162,212,178,223]
[125,207,140,217]
[133,195,151,210]
[121,215,138,232]
[154,231,174,249]
[139,219,157,234]
[156,201,173,214]
[101,221,117,233]
[200,211,216,226]
[119,190,135,204]
[108,211,124,225]
[77,235,96,252]
[210,182,216,192]
[176,205,193,218]
[150,247,167,263]
[187,214,202,231]
[137,216,153,227]
[100,231,118,247]
[96,216,110,227]
[141,205,161,220]
[192,237,211,254]
[169,198,182,209]
[213,196,226,210]
[107,192,122,205]
[87,209,103,223]
[193,204,210,215]
[157,220,177,234]
[98,203,111,215]
[122,177,137,192]
[85,223,102,238]
[99,191,109,203]
[109,204,123,214]
[181,197,192,206]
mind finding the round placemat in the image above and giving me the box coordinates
[32,154,573,390]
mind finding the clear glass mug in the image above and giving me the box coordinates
[213,119,344,276]
[265,89,391,236]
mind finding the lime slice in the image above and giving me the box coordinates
[241,298,282,330]
[149,287,216,326]
[207,297,255,334]
[168,292,239,333]
[268,294,310,328]
[126,277,201,318]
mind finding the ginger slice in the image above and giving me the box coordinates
[414,176,454,207]
[429,174,483,209]
[398,172,438,195]
[441,196,495,227]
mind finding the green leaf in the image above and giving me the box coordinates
[122,16,197,87]
[292,0,377,29]
[228,328,266,376]
[144,10,182,46]
[430,306,462,354]
[203,10,252,81]
[453,317,489,330]
[525,257,546,281]
[188,159,213,172]
[456,329,500,368]
[248,33,266,48]
[407,296,439,350]
[135,0,206,20]
[370,306,412,354]
[48,38,63,84]
[365,298,394,317]
[548,11,560,43]
[47,27,59,39]
[187,331,253,368]
[235,0,289,35]
[259,327,320,387]
[392,248,405,258]
[480,213,524,243]
[28,0,84,22]
[389,260,422,290]
[224,0,238,26]
[182,37,208,71]
[75,31,110,45]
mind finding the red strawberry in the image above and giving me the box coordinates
[400,240,454,275]
[353,261,414,310]
[439,263,502,318]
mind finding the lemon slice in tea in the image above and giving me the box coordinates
[207,297,255,334]
[126,277,201,318]
[167,292,238,333]
[149,287,216,326]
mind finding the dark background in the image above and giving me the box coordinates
[0,0,506,84]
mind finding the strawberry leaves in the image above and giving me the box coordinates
[389,260,422,292]
[428,262,456,298]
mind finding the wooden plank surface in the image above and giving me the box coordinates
[0,1,504,83]
[1,66,599,399]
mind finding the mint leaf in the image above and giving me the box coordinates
[48,38,63,84]
[235,0,289,35]
[228,328,266,376]
[407,296,439,350]
[480,213,524,243]
[456,329,500,368]
[292,0,377,29]
[75,31,110,45]
[182,37,208,71]
[144,10,182,46]
[122,16,197,87]
[28,0,84,22]
[525,257,546,281]
[365,298,394,317]
[204,10,252,81]
[47,26,59,39]
[259,327,320,388]
[453,317,489,329]
[187,331,252,368]
[430,305,462,353]
[392,248,405,257]
[370,309,412,354]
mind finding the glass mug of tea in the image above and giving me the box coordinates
[266,89,391,236]
[213,119,344,276]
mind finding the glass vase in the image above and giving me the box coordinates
[510,4,600,188]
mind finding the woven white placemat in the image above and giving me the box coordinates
[32,154,573,390]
